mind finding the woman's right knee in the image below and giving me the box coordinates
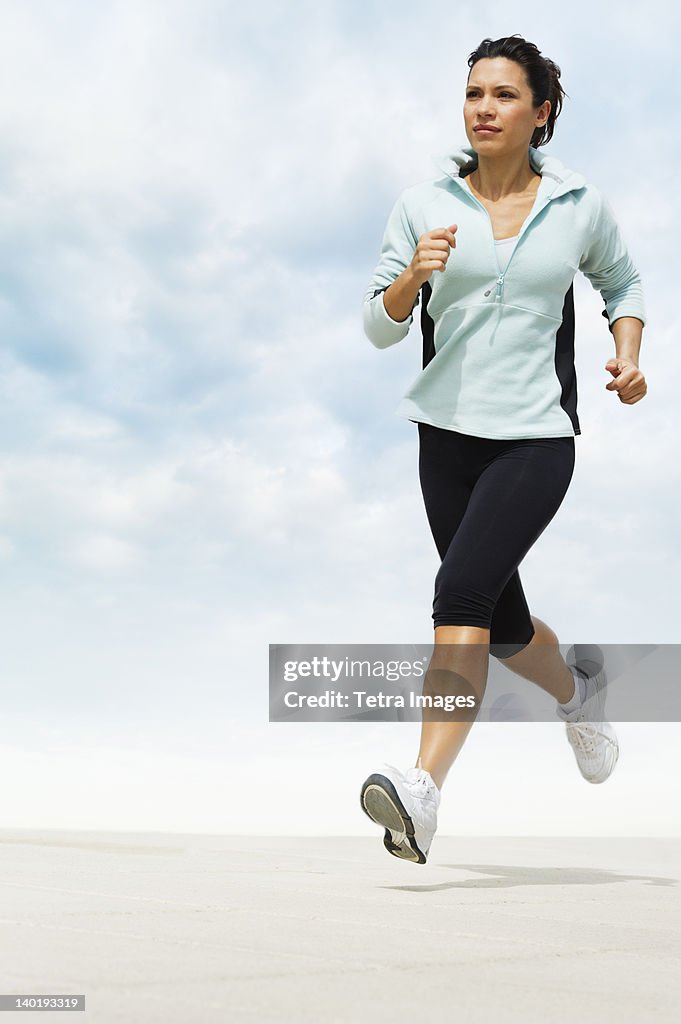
[433,568,494,630]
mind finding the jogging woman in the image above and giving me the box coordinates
[359,35,648,864]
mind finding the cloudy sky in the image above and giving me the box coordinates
[0,0,679,837]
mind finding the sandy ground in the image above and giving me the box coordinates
[0,831,679,1023]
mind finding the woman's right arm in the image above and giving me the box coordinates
[382,266,423,324]
[362,190,457,349]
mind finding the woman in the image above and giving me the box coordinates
[359,35,648,865]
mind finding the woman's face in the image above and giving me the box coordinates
[463,56,550,154]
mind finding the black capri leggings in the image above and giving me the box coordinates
[417,422,575,659]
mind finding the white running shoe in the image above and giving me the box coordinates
[557,667,619,784]
[360,762,440,864]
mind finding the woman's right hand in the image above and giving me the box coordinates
[409,224,458,285]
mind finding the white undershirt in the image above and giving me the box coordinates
[461,177,519,273]
[494,234,518,273]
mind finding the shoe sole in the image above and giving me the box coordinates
[360,773,427,864]
[567,645,605,680]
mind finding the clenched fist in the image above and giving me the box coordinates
[409,224,458,286]
[604,358,648,405]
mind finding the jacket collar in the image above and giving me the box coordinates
[431,143,586,200]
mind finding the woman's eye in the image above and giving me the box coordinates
[466,91,513,98]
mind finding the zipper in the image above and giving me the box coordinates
[460,182,550,302]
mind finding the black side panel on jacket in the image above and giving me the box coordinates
[420,281,435,370]
[554,283,581,436]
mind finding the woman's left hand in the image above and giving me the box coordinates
[604,358,647,404]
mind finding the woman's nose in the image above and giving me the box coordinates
[476,102,496,117]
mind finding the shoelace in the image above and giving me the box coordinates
[566,719,613,757]
[383,762,437,800]
[380,764,431,847]
[384,762,426,786]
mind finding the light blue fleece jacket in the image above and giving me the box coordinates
[362,144,646,439]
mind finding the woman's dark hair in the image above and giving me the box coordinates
[466,35,568,147]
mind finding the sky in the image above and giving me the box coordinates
[0,0,679,836]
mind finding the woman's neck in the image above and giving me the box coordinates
[467,151,540,201]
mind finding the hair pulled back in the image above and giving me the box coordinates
[467,35,568,147]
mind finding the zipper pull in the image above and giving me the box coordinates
[485,274,504,299]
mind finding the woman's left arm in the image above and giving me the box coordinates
[605,316,647,404]
[578,187,648,406]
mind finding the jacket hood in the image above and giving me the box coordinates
[431,143,586,199]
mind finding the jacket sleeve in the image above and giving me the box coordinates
[578,187,646,332]
[362,190,421,349]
